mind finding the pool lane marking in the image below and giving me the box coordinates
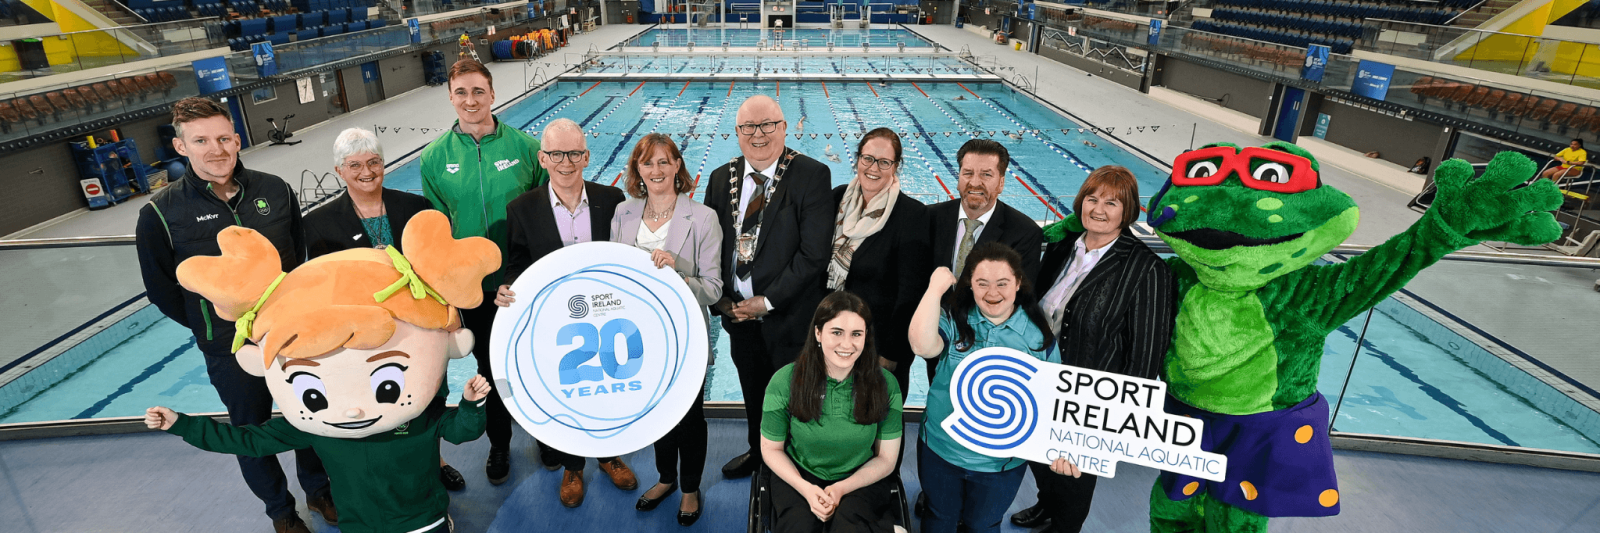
[1012,173,1064,219]
[910,82,928,98]
[822,81,829,98]
[776,81,780,97]
[629,81,646,96]
[728,81,735,96]
[1331,325,1520,447]
[610,172,624,186]
[689,171,703,198]
[872,92,955,200]
[956,82,980,99]
[679,80,690,96]
[75,337,197,419]
[923,87,1068,216]
[579,81,603,97]
[867,83,879,97]
[694,84,742,185]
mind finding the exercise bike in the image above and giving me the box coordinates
[266,114,301,146]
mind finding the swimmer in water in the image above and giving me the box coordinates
[1083,140,1098,148]
[955,95,968,101]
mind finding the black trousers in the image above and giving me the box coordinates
[771,466,896,533]
[1026,462,1098,533]
[202,349,329,520]
[652,378,708,493]
[461,296,512,450]
[723,317,795,459]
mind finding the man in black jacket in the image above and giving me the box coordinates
[702,95,833,479]
[134,97,332,533]
[495,118,632,508]
[923,140,1044,387]
[916,138,1044,518]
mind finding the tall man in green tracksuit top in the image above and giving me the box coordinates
[418,59,548,484]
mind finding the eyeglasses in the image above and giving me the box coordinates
[736,120,785,136]
[340,158,384,172]
[857,154,898,170]
[1170,145,1318,194]
[541,150,589,163]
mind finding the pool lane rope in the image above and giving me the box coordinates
[918,85,1070,217]
[864,85,953,200]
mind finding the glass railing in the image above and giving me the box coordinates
[1363,18,1600,91]
[0,19,226,83]
[1,6,533,146]
[1057,0,1173,19]
[3,236,1596,459]
[0,63,201,144]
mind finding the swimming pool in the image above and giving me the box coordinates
[3,66,1596,458]
[623,27,937,48]
[377,79,1170,222]
[574,54,987,76]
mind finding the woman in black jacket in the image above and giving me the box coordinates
[825,127,933,400]
[1010,165,1178,533]
[303,128,432,257]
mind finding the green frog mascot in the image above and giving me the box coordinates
[1045,142,1561,532]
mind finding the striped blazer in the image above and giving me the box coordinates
[1036,230,1177,380]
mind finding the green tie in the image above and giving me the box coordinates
[955,217,982,274]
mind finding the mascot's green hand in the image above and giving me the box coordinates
[1432,152,1564,245]
[1042,213,1084,243]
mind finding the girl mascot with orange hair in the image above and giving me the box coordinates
[145,211,500,533]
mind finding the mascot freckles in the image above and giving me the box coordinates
[145,210,500,533]
[1048,142,1560,532]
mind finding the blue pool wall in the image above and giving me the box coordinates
[0,304,166,419]
[1373,297,1600,445]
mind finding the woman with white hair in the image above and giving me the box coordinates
[304,127,434,257]
[303,129,470,493]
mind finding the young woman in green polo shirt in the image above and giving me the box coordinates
[760,291,905,533]
[908,242,1060,533]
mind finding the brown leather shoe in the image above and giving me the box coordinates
[307,493,339,525]
[598,458,638,490]
[560,470,586,508]
[272,514,311,533]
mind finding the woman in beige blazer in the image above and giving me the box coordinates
[611,132,722,526]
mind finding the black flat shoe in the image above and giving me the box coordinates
[440,464,466,491]
[1011,502,1050,528]
[720,452,758,479]
[677,491,702,526]
[636,481,678,511]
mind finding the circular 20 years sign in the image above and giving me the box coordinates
[490,241,708,458]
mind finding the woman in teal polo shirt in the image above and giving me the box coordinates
[761,291,904,533]
[908,242,1061,533]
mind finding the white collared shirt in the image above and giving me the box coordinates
[548,184,591,247]
[734,158,781,310]
[952,203,998,272]
[1041,235,1112,334]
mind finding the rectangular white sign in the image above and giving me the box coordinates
[941,348,1228,481]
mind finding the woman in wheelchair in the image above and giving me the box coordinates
[760,291,905,533]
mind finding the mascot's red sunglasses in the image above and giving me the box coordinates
[1170,146,1319,193]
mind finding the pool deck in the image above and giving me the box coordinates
[3,22,1600,440]
[2,420,1596,533]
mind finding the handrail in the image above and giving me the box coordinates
[110,0,151,23]
[0,235,137,249]
[45,16,224,38]
[1442,0,1491,26]
[1365,17,1598,44]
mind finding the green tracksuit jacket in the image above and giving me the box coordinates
[420,116,548,292]
[167,399,486,533]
